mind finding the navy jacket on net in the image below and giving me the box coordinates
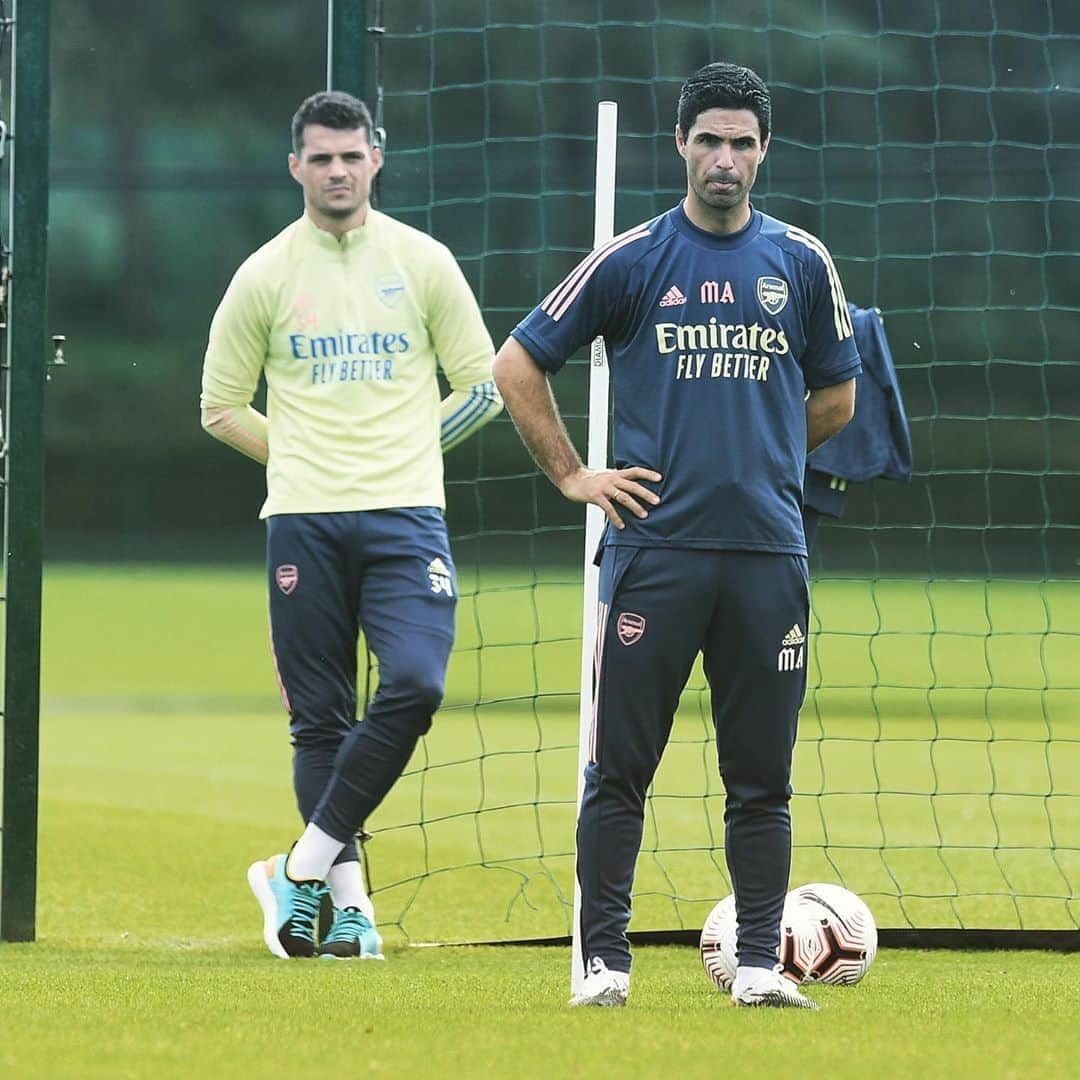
[804,303,912,518]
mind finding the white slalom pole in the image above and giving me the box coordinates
[571,100,618,997]
[325,0,334,89]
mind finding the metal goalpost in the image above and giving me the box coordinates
[0,0,53,943]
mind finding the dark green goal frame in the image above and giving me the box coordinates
[1,0,52,943]
[328,0,369,99]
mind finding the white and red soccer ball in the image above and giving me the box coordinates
[700,882,878,991]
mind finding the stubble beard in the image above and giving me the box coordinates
[695,174,745,211]
[314,193,363,220]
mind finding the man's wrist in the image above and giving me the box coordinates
[552,463,585,493]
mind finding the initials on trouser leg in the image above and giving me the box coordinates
[708,551,818,1008]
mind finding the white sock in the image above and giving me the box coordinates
[285,823,344,882]
[732,965,777,996]
[327,860,376,923]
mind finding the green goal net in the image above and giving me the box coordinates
[358,0,1080,945]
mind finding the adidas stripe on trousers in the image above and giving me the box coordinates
[266,508,457,864]
[577,546,810,974]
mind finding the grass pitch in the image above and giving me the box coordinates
[2,942,1078,1078]
[0,563,1075,1075]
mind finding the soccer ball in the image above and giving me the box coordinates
[699,893,824,991]
[787,882,878,985]
[699,894,739,990]
[699,883,877,990]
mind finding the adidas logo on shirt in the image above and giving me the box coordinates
[658,285,687,307]
[782,624,805,647]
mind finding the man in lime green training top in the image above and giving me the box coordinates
[200,91,502,959]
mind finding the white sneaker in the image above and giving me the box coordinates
[568,957,630,1007]
[731,965,819,1010]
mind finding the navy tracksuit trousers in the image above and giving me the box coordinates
[578,545,809,974]
[266,508,457,865]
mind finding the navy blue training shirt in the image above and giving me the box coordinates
[512,204,862,555]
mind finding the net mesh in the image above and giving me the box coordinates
[360,0,1080,943]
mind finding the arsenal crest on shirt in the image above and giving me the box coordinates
[756,275,790,315]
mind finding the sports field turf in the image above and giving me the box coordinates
[1,564,1076,1075]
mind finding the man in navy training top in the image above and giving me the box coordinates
[493,62,860,1009]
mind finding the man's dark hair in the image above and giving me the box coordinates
[677,62,771,142]
[291,91,374,154]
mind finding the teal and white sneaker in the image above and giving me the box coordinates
[318,906,384,960]
[246,853,328,959]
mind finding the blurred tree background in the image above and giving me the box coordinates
[43,0,1080,572]
[48,0,324,558]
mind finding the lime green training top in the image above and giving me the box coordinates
[201,210,500,518]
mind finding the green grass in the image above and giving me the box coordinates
[2,944,1078,1078]
[0,564,1076,1074]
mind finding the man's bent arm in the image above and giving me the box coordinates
[425,241,504,453]
[492,337,583,487]
[493,336,661,528]
[201,403,269,465]
[440,381,503,453]
[201,262,270,464]
[806,378,856,452]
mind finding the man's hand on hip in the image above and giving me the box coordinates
[558,466,662,529]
